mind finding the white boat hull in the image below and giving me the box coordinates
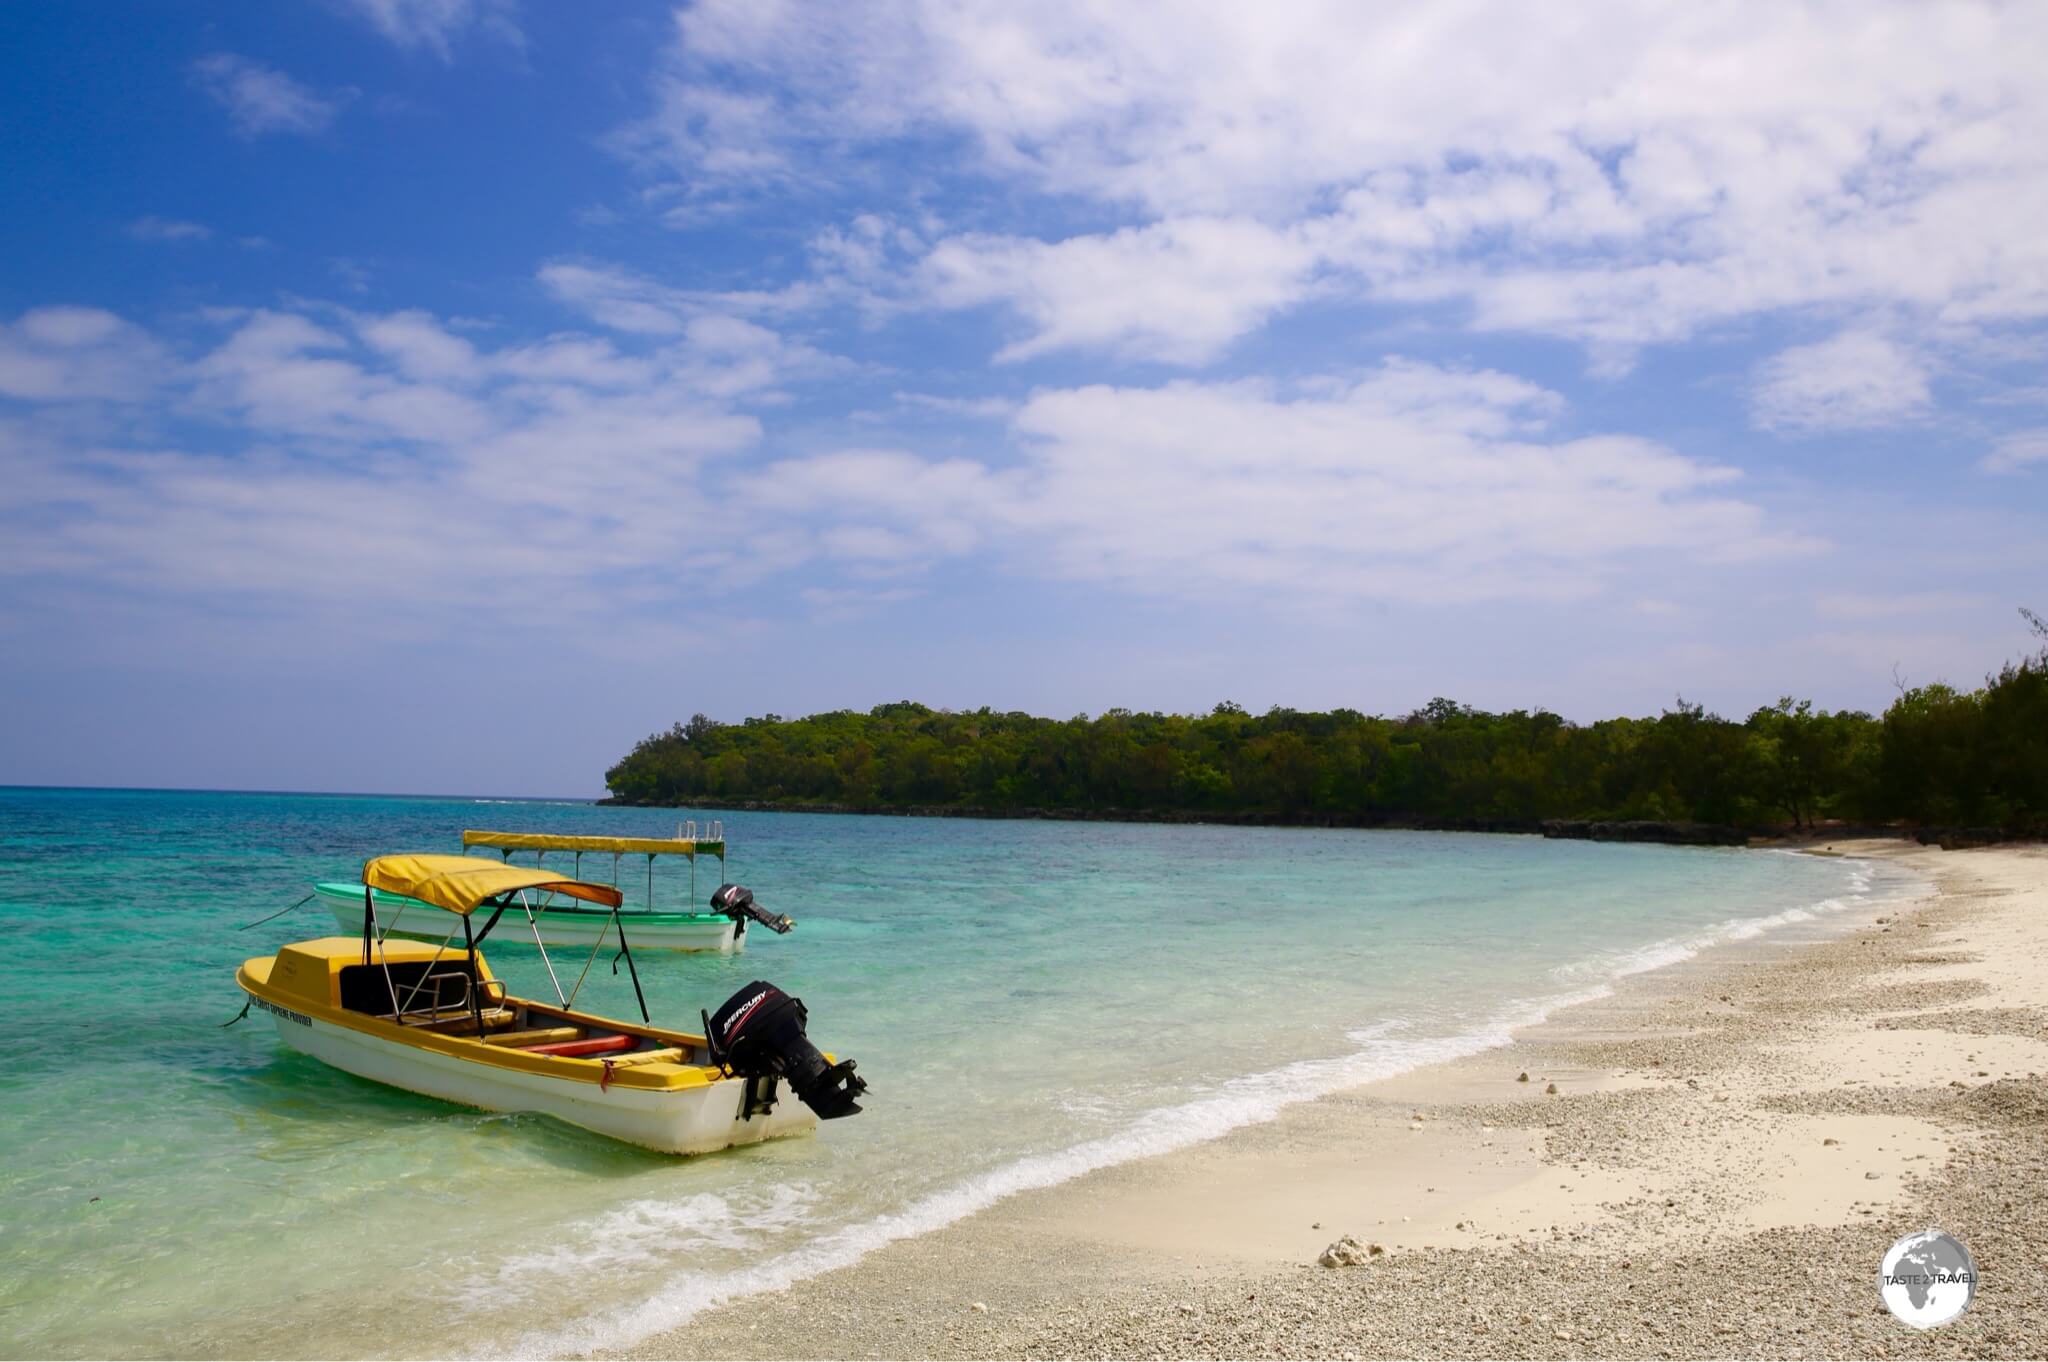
[265,1009,817,1154]
[317,886,742,953]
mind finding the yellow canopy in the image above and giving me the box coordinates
[462,829,724,858]
[361,853,624,916]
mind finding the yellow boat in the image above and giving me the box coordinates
[237,854,866,1154]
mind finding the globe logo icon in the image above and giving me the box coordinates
[1878,1229,1977,1329]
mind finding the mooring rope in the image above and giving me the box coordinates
[238,892,314,931]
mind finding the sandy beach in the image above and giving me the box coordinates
[609,841,2048,1360]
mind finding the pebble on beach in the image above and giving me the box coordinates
[1317,1235,1373,1268]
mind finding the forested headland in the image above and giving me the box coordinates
[603,611,2048,839]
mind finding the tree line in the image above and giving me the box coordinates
[604,611,2048,834]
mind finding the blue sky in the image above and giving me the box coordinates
[3,1,2045,796]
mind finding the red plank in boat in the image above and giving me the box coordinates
[525,1034,636,1057]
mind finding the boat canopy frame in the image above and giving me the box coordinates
[460,827,727,915]
[356,853,651,1028]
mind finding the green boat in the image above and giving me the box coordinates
[316,827,793,953]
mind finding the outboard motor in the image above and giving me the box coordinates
[710,883,795,935]
[706,980,867,1120]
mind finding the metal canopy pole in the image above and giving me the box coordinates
[462,914,483,1034]
[363,888,401,1019]
[566,912,612,1011]
[519,889,568,1006]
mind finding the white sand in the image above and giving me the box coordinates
[612,842,2048,1359]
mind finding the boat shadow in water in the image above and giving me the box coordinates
[225,1049,688,1175]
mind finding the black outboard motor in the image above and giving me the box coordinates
[706,980,867,1120]
[710,883,795,935]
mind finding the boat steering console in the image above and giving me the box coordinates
[707,981,868,1121]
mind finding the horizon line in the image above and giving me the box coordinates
[0,782,605,803]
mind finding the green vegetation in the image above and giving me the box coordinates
[606,612,2048,833]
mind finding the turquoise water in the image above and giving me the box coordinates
[0,788,1918,1358]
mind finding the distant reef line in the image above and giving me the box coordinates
[598,795,2011,849]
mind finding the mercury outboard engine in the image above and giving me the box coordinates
[709,883,795,935]
[706,980,867,1120]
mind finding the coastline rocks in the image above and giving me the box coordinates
[1540,819,1747,847]
[1915,826,2022,850]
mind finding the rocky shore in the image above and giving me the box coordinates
[612,843,2048,1361]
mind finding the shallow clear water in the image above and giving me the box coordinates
[0,788,1918,1358]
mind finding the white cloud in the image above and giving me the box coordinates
[923,218,1318,363]
[329,258,374,294]
[1816,591,1986,621]
[621,3,2048,369]
[737,362,1798,604]
[126,217,212,243]
[1982,427,2048,473]
[336,0,522,57]
[798,584,921,618]
[191,54,344,136]
[540,262,697,335]
[190,310,497,445]
[1750,330,1932,431]
[892,391,1015,419]
[356,309,482,383]
[0,303,821,615]
[0,307,166,401]
[542,219,919,330]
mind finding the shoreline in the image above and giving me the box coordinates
[600,794,1734,839]
[604,840,2048,1360]
[601,795,2024,851]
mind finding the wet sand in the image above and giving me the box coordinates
[611,842,2048,1359]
